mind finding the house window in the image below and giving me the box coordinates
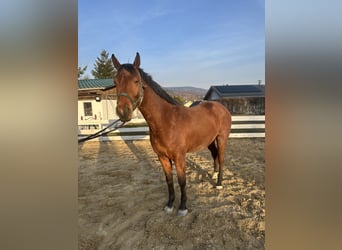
[83,102,93,116]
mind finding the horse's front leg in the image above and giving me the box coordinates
[158,156,175,214]
[175,155,188,216]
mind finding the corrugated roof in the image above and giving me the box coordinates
[78,79,115,90]
[215,85,264,94]
[204,84,265,100]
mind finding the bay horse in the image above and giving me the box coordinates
[111,52,231,216]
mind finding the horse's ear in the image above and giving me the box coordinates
[133,52,140,68]
[111,54,121,70]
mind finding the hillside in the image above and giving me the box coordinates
[164,86,207,102]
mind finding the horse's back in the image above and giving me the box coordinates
[174,101,231,152]
[190,101,231,129]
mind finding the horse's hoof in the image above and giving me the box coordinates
[164,206,173,214]
[177,209,188,216]
[216,185,223,190]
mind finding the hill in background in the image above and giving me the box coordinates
[164,86,207,102]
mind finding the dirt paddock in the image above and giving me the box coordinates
[79,138,265,249]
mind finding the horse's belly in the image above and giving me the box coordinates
[186,133,217,153]
[187,143,208,153]
[150,126,217,156]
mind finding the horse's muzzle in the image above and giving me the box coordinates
[116,105,132,122]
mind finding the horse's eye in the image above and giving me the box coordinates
[134,80,139,84]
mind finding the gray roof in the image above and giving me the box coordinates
[78,79,115,90]
[204,84,265,100]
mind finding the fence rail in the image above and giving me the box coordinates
[78,115,265,141]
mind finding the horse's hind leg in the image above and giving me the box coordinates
[216,135,228,189]
[208,140,219,181]
[158,156,175,214]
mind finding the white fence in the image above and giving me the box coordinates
[78,115,265,141]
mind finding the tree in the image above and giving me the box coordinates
[91,49,116,79]
[78,65,87,79]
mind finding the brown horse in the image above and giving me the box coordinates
[111,52,231,216]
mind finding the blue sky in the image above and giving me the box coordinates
[78,0,264,89]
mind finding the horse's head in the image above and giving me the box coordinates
[111,52,144,122]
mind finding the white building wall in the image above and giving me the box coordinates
[78,99,143,121]
[102,99,118,120]
[78,100,105,120]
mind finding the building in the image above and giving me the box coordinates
[78,79,119,121]
[78,78,144,122]
[204,84,265,115]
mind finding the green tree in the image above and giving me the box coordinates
[91,49,116,79]
[78,65,87,79]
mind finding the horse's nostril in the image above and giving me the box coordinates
[116,105,132,122]
[124,105,131,114]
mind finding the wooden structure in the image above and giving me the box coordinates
[204,84,265,115]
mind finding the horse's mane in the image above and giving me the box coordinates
[118,64,181,106]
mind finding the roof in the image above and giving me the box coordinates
[78,78,115,90]
[204,84,265,100]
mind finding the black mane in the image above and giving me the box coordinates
[118,64,180,106]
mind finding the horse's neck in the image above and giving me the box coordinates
[138,84,173,129]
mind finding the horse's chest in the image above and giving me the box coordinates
[149,131,175,157]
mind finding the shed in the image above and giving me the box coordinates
[78,78,119,121]
[204,84,265,115]
[204,84,264,100]
[78,78,116,100]
[78,78,143,121]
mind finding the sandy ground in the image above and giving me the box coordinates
[79,138,265,249]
